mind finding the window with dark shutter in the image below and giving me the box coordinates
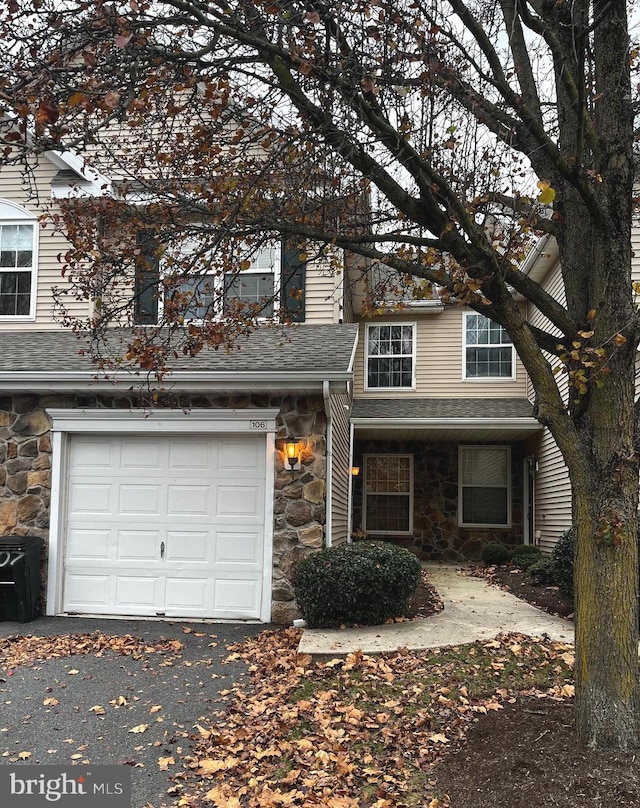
[281,244,306,323]
[133,231,160,324]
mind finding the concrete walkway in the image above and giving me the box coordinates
[298,563,575,657]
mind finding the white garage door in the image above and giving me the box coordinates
[63,433,267,619]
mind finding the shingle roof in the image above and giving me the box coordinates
[351,398,535,420]
[0,324,358,375]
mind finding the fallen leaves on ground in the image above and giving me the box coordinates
[170,629,575,807]
[0,632,184,670]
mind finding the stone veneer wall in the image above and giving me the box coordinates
[352,439,524,561]
[0,392,327,622]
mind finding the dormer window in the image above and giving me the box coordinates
[0,201,37,319]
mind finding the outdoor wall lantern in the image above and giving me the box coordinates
[351,466,361,477]
[285,435,301,478]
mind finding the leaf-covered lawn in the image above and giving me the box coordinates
[173,629,575,808]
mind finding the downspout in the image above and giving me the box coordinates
[323,380,333,547]
[347,419,355,543]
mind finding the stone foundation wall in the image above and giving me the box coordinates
[0,392,327,623]
[352,439,524,561]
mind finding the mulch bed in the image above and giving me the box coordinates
[422,564,640,808]
[432,698,640,808]
[465,562,575,618]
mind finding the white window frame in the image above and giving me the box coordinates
[458,445,511,528]
[462,312,515,381]
[365,322,416,391]
[0,200,38,321]
[161,240,281,322]
[363,454,413,536]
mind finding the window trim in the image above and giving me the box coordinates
[160,241,281,323]
[365,322,417,391]
[0,200,38,322]
[462,311,515,381]
[362,453,414,536]
[458,445,511,529]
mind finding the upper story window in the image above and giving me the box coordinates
[0,200,37,320]
[368,263,436,307]
[134,237,305,324]
[464,313,514,379]
[366,323,416,390]
[222,244,278,317]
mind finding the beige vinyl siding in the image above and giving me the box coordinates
[0,160,91,329]
[330,390,353,545]
[526,259,572,551]
[353,306,528,398]
[532,427,572,553]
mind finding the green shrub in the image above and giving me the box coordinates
[550,528,574,599]
[293,541,422,628]
[481,542,513,566]
[528,557,556,586]
[512,545,543,570]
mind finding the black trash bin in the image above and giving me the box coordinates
[0,535,42,622]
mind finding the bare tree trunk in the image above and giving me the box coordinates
[573,478,640,749]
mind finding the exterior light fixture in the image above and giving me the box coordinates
[351,466,361,477]
[284,435,301,478]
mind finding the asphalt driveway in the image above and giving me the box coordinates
[0,616,269,807]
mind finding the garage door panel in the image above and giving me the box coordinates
[72,440,112,468]
[117,530,160,561]
[218,439,263,472]
[115,576,162,608]
[69,483,112,515]
[65,574,111,608]
[215,531,261,565]
[166,531,208,562]
[214,577,261,616]
[167,485,211,515]
[216,485,263,518]
[168,441,211,469]
[66,529,110,560]
[120,440,162,469]
[119,484,162,515]
[165,577,208,611]
[64,433,267,619]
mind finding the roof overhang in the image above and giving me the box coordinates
[0,369,352,395]
[351,416,543,442]
[45,150,114,198]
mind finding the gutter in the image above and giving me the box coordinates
[0,369,353,393]
[323,380,332,548]
[350,417,542,431]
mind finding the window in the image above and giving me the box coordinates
[363,455,413,534]
[459,446,510,527]
[368,263,433,305]
[366,324,415,389]
[0,201,37,319]
[171,275,219,320]
[464,313,514,379]
[223,243,277,316]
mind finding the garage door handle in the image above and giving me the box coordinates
[160,541,165,559]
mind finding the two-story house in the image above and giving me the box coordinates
[0,152,359,625]
[0,147,575,625]
[346,268,543,561]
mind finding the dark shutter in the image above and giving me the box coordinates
[281,244,306,323]
[133,231,160,324]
